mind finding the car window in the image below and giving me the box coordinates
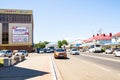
[56,49,65,52]
[116,49,120,51]
[72,49,77,51]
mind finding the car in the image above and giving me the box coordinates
[0,50,12,57]
[113,48,120,57]
[70,48,80,55]
[15,50,28,57]
[105,48,113,54]
[39,49,44,53]
[54,48,67,59]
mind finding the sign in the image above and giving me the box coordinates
[75,44,81,47]
[12,27,29,35]
[13,35,28,43]
[0,9,32,14]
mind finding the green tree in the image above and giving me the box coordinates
[34,41,49,48]
[62,40,68,45]
[57,40,68,48]
[44,41,49,45]
[58,40,62,48]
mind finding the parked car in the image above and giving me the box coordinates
[0,50,12,57]
[39,49,44,53]
[105,48,113,54]
[70,48,80,55]
[54,48,67,59]
[113,48,120,57]
[15,50,28,57]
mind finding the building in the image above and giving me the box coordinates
[0,9,33,52]
[112,32,120,43]
[82,33,112,46]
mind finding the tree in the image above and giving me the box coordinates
[57,40,68,48]
[62,40,68,45]
[34,41,49,48]
[58,40,62,48]
[44,41,49,45]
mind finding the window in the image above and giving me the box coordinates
[2,23,9,44]
[0,14,32,23]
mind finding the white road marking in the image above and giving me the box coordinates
[50,56,57,80]
[94,64,111,72]
[82,54,120,63]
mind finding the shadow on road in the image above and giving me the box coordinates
[0,66,49,80]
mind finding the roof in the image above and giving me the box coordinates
[113,32,120,37]
[83,34,112,43]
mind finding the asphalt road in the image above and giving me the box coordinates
[54,52,120,80]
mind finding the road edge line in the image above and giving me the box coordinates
[50,56,63,80]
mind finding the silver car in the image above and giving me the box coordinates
[0,50,12,57]
[15,50,28,57]
[70,48,80,55]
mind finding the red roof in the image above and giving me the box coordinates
[113,32,120,37]
[83,34,112,43]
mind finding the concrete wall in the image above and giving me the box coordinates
[9,23,33,44]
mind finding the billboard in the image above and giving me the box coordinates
[13,35,28,43]
[12,26,29,43]
[12,27,29,35]
[0,9,32,14]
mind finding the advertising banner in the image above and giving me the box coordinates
[12,27,29,35]
[13,35,28,43]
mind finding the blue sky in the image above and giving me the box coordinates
[0,0,120,43]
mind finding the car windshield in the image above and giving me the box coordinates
[56,49,65,52]
[72,49,77,51]
[19,50,26,53]
[0,50,6,53]
[96,45,100,47]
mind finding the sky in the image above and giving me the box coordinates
[0,0,120,43]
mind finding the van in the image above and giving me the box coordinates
[89,44,102,53]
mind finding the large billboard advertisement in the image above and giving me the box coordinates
[12,27,29,35]
[13,35,28,43]
[12,26,29,43]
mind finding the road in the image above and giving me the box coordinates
[54,52,120,80]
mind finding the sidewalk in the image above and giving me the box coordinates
[0,53,54,80]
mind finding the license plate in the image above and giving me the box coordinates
[59,55,64,57]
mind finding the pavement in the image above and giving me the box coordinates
[0,53,60,80]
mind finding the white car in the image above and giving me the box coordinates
[70,48,80,55]
[113,49,120,57]
[15,50,28,57]
[105,48,113,54]
[0,50,12,57]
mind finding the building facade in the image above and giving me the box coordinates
[0,9,33,52]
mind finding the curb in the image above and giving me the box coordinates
[50,56,63,80]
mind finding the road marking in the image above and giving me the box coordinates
[82,54,120,63]
[50,56,58,80]
[94,64,111,72]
